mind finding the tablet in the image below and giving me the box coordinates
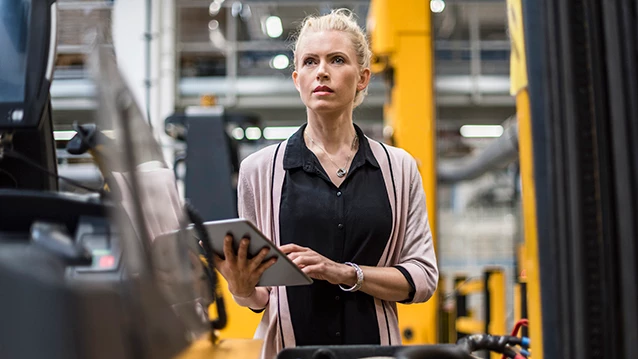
[196,218,312,287]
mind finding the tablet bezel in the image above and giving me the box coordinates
[157,218,313,287]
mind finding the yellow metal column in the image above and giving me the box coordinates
[508,0,543,357]
[368,0,438,344]
[487,269,506,359]
[516,89,543,359]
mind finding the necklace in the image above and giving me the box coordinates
[305,131,358,178]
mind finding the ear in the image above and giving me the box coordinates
[292,71,301,92]
[357,68,371,92]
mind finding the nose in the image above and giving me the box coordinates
[316,61,329,80]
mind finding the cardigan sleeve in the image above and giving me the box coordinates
[394,158,439,304]
[237,164,258,225]
[232,160,273,310]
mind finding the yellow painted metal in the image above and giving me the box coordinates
[455,318,485,335]
[455,278,484,296]
[367,0,393,55]
[516,243,527,284]
[453,268,505,350]
[209,274,261,340]
[175,337,263,359]
[507,0,529,95]
[514,243,527,322]
[508,0,542,354]
[368,0,438,345]
[513,284,521,324]
[517,88,544,359]
[487,270,506,359]
[367,0,429,56]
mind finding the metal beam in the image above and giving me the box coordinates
[49,75,513,109]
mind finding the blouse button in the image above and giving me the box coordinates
[338,223,344,229]
[336,191,342,197]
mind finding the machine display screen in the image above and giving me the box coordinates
[0,0,31,103]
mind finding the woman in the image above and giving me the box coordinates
[214,9,438,359]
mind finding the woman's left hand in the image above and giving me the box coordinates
[280,244,353,285]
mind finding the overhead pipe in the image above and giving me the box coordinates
[57,118,520,189]
[438,117,518,184]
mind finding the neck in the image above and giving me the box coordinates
[305,110,357,153]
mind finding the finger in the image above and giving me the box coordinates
[286,252,299,261]
[301,264,323,277]
[237,238,249,267]
[213,254,224,268]
[255,257,278,276]
[293,255,319,267]
[279,243,305,254]
[249,247,271,271]
[199,240,203,248]
[223,235,236,263]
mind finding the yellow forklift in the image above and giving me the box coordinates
[368,1,638,359]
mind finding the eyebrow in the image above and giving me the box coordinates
[302,52,349,59]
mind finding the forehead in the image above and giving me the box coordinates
[297,30,355,56]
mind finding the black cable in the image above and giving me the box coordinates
[184,202,227,331]
[457,334,520,358]
[0,168,18,188]
[2,150,103,193]
[503,335,523,346]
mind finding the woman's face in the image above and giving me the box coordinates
[293,30,370,114]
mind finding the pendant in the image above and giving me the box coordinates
[336,168,347,178]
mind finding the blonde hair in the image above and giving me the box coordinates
[293,8,372,108]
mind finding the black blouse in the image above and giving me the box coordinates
[279,123,398,346]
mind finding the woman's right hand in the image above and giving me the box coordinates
[213,235,277,298]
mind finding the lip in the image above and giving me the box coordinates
[313,85,334,94]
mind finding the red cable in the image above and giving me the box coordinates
[501,319,529,359]
[511,318,529,337]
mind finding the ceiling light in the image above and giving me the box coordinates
[240,4,252,19]
[53,130,76,141]
[231,127,244,140]
[460,125,504,138]
[208,20,219,31]
[245,127,262,140]
[430,0,446,13]
[270,54,290,70]
[209,1,222,16]
[231,2,242,17]
[265,16,283,38]
[263,126,299,140]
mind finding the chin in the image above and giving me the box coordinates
[306,100,351,114]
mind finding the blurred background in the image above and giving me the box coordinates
[51,0,519,342]
[4,1,636,358]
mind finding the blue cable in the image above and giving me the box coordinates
[520,348,531,357]
[521,337,531,347]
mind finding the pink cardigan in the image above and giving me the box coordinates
[235,137,438,359]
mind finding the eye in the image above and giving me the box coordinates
[303,58,316,66]
[333,56,345,64]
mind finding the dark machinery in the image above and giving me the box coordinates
[164,111,261,222]
[0,2,216,358]
[0,0,58,190]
